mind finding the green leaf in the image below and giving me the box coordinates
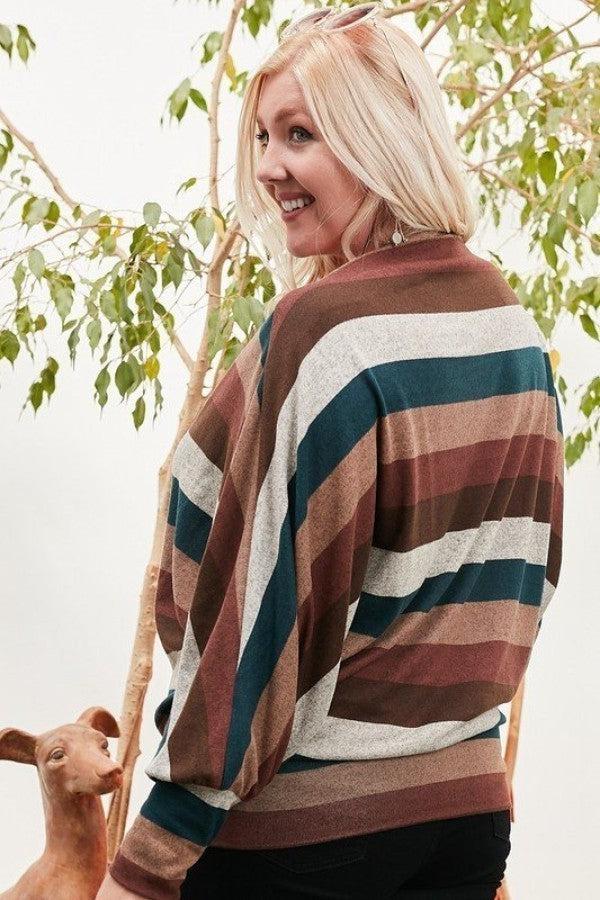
[102,234,117,254]
[23,197,50,228]
[41,359,57,394]
[144,355,160,379]
[189,89,207,112]
[130,223,149,255]
[0,329,20,364]
[166,250,184,288]
[169,78,191,121]
[538,151,556,188]
[0,24,12,54]
[43,200,59,231]
[54,287,74,321]
[94,366,110,407]
[194,213,215,250]
[153,376,164,420]
[12,259,26,296]
[100,290,118,322]
[81,209,102,228]
[115,360,134,397]
[176,176,197,196]
[201,32,223,64]
[577,180,598,225]
[143,202,161,227]
[15,305,33,335]
[30,381,43,411]
[233,295,252,332]
[541,235,558,269]
[28,248,45,280]
[127,355,143,390]
[87,318,102,351]
[580,313,599,341]
[149,329,160,353]
[547,212,567,248]
[16,31,29,63]
[132,396,146,430]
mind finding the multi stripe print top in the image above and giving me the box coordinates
[110,233,564,899]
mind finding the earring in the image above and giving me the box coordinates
[391,220,405,245]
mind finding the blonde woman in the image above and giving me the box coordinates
[101,4,564,899]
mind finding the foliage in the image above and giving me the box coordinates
[0,2,598,463]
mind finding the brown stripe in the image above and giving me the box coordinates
[329,676,520,726]
[112,814,204,888]
[378,456,555,553]
[212,772,510,848]
[339,639,531,686]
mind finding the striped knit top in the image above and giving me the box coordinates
[110,233,564,899]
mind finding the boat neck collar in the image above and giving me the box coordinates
[323,233,468,283]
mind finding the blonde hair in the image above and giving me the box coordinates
[234,10,479,298]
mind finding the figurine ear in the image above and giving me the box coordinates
[0,728,38,765]
[76,707,120,738]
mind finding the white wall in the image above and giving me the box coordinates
[1,2,598,897]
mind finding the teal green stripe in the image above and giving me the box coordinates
[171,477,213,563]
[352,558,546,638]
[140,780,226,846]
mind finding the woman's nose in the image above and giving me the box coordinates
[256,147,288,185]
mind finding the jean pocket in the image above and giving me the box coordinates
[256,837,367,874]
[491,809,511,844]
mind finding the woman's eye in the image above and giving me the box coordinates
[290,126,311,142]
[255,126,312,147]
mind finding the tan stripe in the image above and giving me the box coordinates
[229,735,505,813]
[341,599,539,661]
[229,625,298,799]
[380,390,554,463]
[171,544,200,620]
[296,427,377,606]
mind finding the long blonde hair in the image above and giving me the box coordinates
[234,9,479,298]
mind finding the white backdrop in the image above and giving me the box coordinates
[1,2,598,897]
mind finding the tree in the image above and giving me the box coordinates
[1,2,598,897]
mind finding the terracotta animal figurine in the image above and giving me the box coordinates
[0,706,123,899]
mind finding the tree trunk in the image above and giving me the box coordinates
[106,224,241,860]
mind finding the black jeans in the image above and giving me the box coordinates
[180,808,511,899]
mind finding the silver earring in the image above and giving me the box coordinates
[391,220,405,245]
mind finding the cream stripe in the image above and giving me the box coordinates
[172,431,222,517]
[364,516,552,599]
[295,707,503,761]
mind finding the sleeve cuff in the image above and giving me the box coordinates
[109,810,207,900]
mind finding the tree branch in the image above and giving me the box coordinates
[0,104,196,372]
[421,0,469,51]
[207,0,246,213]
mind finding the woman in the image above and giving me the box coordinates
[100,4,563,898]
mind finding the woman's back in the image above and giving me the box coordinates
[109,233,563,895]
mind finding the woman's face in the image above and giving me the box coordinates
[255,69,372,259]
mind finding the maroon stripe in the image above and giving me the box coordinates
[212,771,510,848]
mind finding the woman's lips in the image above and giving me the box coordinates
[281,198,315,221]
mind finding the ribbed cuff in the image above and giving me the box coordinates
[109,849,182,900]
